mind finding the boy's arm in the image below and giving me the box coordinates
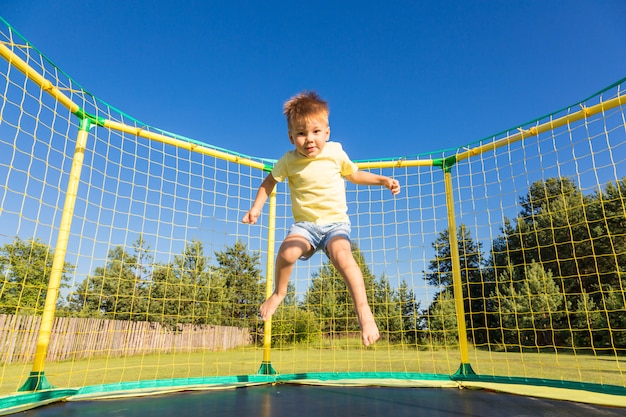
[242,173,278,224]
[346,171,401,195]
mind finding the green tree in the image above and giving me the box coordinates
[490,177,626,349]
[492,177,625,299]
[519,178,591,294]
[303,257,348,341]
[585,179,626,292]
[423,288,458,346]
[270,281,322,345]
[146,239,223,328]
[372,275,404,342]
[569,291,605,350]
[397,280,422,343]
[425,224,491,345]
[212,240,264,328]
[302,243,378,342]
[601,287,626,350]
[0,237,73,315]
[490,261,569,347]
[68,237,150,319]
[570,285,626,352]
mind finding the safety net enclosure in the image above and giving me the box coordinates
[0,16,625,416]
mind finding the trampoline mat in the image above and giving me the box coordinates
[17,385,626,417]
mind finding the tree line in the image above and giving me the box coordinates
[0,234,420,345]
[1,176,624,350]
[426,177,626,351]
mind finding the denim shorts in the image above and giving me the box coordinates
[288,222,351,260]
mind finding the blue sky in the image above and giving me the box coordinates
[3,0,625,162]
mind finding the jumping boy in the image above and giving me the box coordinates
[242,91,400,346]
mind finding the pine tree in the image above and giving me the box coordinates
[146,239,223,327]
[212,240,264,328]
[491,261,569,347]
[302,243,379,342]
[68,240,147,320]
[425,224,491,344]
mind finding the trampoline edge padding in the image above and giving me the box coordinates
[2,373,624,413]
[69,372,459,401]
[457,380,626,408]
[0,389,78,416]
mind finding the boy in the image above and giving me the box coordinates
[242,91,400,346]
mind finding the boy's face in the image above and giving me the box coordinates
[288,117,330,158]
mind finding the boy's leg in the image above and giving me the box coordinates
[325,237,380,347]
[260,234,312,321]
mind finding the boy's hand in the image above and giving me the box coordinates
[242,208,261,224]
[387,178,401,195]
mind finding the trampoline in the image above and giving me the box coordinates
[14,385,626,417]
[1,14,626,417]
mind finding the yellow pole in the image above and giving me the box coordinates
[456,93,626,162]
[443,168,474,374]
[259,189,277,375]
[356,159,434,170]
[103,120,267,171]
[3,34,625,174]
[19,120,91,391]
[0,43,80,114]
[0,42,266,172]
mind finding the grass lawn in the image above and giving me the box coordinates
[1,342,625,396]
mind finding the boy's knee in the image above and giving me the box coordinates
[328,241,351,255]
[277,238,311,263]
[276,248,299,264]
[329,248,357,270]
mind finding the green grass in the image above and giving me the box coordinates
[1,342,625,396]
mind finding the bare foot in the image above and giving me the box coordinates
[361,318,380,347]
[259,293,284,321]
[357,306,380,346]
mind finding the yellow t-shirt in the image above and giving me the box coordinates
[271,141,358,224]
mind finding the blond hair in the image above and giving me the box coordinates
[283,90,329,129]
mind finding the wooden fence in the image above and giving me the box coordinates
[0,314,252,364]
